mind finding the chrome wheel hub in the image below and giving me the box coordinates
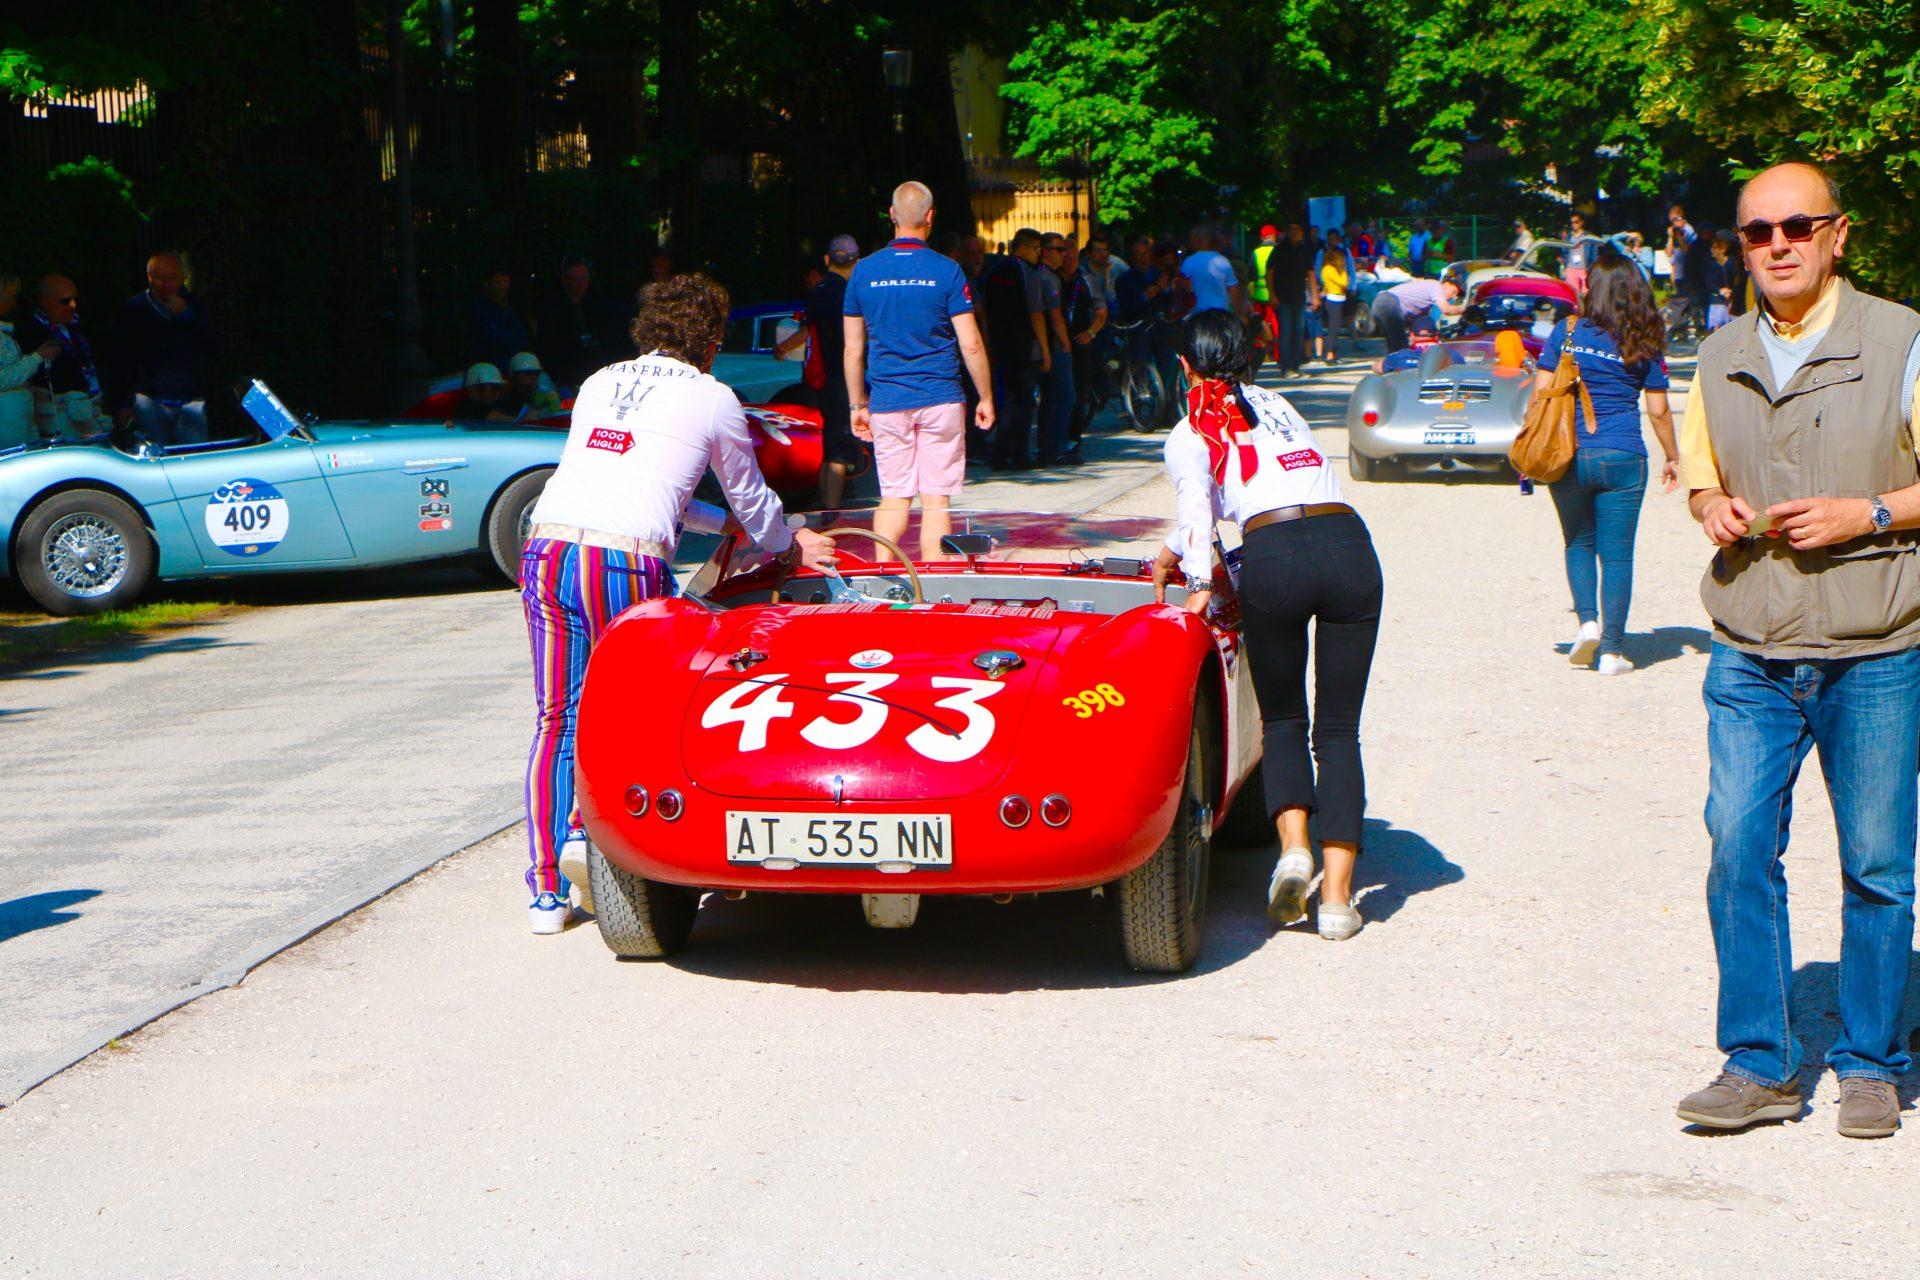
[43,513,128,598]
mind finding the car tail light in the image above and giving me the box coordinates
[1040,794,1071,827]
[624,785,649,817]
[999,795,1031,828]
[1362,409,1379,426]
[656,789,684,821]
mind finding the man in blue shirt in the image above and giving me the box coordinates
[844,181,996,560]
[1179,226,1241,316]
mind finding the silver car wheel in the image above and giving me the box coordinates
[42,513,130,599]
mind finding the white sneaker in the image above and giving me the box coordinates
[1569,621,1601,666]
[1596,653,1636,676]
[559,835,593,913]
[528,891,572,935]
[1267,848,1314,925]
[1318,901,1363,941]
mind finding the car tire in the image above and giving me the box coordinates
[1118,710,1213,973]
[485,468,553,583]
[1351,303,1376,340]
[587,840,700,958]
[1215,765,1274,847]
[13,488,154,617]
[1349,448,1377,481]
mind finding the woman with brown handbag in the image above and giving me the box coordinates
[1534,248,1681,674]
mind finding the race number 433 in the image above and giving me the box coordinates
[204,478,291,557]
[702,673,1003,762]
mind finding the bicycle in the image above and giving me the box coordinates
[1106,318,1172,433]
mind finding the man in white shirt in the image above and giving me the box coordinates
[520,273,835,934]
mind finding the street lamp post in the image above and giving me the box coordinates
[882,46,912,177]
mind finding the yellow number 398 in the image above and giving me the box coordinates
[1063,683,1127,719]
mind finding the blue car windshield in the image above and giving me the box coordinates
[241,381,304,441]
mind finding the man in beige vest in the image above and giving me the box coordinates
[1674,162,1920,1139]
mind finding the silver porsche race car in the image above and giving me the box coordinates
[1344,340,1532,480]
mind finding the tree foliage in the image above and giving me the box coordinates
[1642,0,1920,296]
[1000,6,1214,224]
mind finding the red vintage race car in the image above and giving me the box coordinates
[572,511,1268,973]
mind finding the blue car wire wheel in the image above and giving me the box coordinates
[205,478,290,557]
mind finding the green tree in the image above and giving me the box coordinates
[999,5,1215,225]
[1641,0,1920,297]
[1389,0,1673,211]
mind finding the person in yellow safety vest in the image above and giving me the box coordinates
[1249,224,1280,361]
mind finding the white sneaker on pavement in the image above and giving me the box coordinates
[1569,621,1601,666]
[1596,653,1635,676]
[1267,848,1314,925]
[1318,901,1363,941]
[559,834,593,913]
[528,891,572,935]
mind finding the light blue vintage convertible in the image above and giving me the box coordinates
[0,382,562,615]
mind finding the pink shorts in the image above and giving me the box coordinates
[871,401,967,499]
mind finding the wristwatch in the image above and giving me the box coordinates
[1871,495,1894,533]
[1183,574,1211,594]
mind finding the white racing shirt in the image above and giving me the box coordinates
[530,351,793,556]
[1163,382,1346,580]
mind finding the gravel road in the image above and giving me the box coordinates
[3,355,1915,1277]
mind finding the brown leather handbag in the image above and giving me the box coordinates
[1508,317,1597,483]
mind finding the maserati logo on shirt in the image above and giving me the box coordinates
[1277,448,1324,471]
[587,427,634,455]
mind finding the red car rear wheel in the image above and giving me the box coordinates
[1118,708,1213,973]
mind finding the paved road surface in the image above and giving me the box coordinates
[11,352,1911,1276]
[0,391,1228,1103]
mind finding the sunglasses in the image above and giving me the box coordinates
[1737,213,1842,248]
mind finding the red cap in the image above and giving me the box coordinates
[1260,225,1278,239]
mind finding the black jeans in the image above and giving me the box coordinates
[992,357,1039,466]
[1237,512,1383,845]
[1068,340,1098,444]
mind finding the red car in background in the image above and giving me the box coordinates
[399,386,826,504]
[572,511,1269,973]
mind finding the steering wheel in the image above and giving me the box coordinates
[818,527,925,605]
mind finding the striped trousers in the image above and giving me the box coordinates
[520,537,672,897]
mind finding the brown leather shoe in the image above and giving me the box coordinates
[1836,1078,1900,1139]
[1676,1071,1803,1130]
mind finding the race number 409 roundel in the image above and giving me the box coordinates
[204,478,291,557]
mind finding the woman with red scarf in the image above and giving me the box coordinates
[1152,310,1383,940]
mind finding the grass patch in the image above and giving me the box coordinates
[0,600,233,670]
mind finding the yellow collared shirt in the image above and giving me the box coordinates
[1679,279,1920,490]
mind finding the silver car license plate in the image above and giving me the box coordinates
[726,811,953,868]
[1425,426,1476,446]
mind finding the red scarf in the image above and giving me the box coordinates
[1187,379,1259,486]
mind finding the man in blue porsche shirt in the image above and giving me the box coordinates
[844,181,995,561]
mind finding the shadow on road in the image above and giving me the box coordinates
[1350,817,1465,924]
[0,890,102,944]
[1789,958,1920,1112]
[2,632,245,682]
[650,810,1462,993]
[1631,626,1713,668]
[663,845,1283,994]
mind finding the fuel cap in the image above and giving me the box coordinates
[972,649,1023,678]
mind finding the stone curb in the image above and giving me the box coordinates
[0,812,522,1109]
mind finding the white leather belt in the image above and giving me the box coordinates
[529,523,670,559]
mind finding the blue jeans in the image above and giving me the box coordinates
[1703,642,1920,1086]
[1547,447,1646,657]
[1037,351,1074,461]
[132,394,208,447]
